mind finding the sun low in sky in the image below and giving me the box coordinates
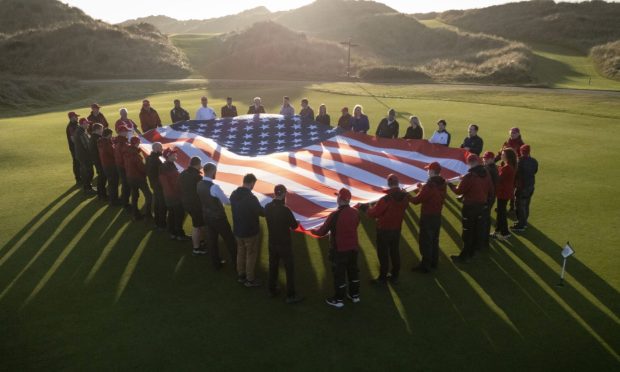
[61,0,599,24]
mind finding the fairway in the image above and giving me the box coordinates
[0,81,619,370]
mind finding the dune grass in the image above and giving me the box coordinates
[0,81,619,370]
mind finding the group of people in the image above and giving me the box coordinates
[64,96,539,309]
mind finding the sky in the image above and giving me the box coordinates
[60,0,602,24]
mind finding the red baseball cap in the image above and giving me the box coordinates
[482,151,495,160]
[163,147,178,159]
[91,103,101,109]
[520,144,531,155]
[130,136,141,146]
[467,154,480,164]
[510,127,520,135]
[424,162,442,172]
[67,112,79,118]
[335,188,352,201]
[274,184,287,197]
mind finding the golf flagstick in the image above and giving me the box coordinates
[557,242,575,287]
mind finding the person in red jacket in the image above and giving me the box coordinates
[492,148,517,241]
[139,99,162,133]
[113,125,131,209]
[448,154,495,263]
[365,174,413,284]
[159,148,188,241]
[311,188,361,309]
[411,162,447,273]
[124,137,153,220]
[97,128,120,205]
[115,108,138,134]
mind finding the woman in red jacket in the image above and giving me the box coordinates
[493,148,517,240]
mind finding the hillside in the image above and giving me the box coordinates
[0,0,190,79]
[591,40,620,80]
[182,21,346,80]
[438,0,620,53]
[0,0,94,34]
[119,6,274,34]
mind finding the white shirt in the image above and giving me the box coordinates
[428,130,451,146]
[203,176,230,205]
[196,106,217,120]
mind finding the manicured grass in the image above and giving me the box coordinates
[0,81,619,371]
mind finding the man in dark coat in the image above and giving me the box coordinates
[145,142,167,230]
[221,97,238,118]
[375,109,399,139]
[139,99,162,133]
[265,185,303,304]
[460,124,484,156]
[179,157,206,255]
[89,123,107,200]
[65,112,81,184]
[87,103,109,129]
[98,128,119,205]
[247,97,266,115]
[170,99,190,123]
[512,144,539,232]
[114,126,132,208]
[73,118,96,196]
[299,98,315,123]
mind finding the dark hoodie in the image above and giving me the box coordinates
[411,176,447,216]
[367,188,413,230]
[451,165,494,205]
[230,186,265,238]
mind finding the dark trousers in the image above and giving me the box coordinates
[516,187,534,228]
[483,199,495,248]
[151,184,167,228]
[268,243,296,297]
[129,178,153,217]
[79,160,94,191]
[206,218,237,268]
[167,203,185,236]
[94,163,107,198]
[103,166,119,203]
[70,150,81,182]
[117,167,130,205]
[496,199,509,235]
[331,250,360,301]
[376,229,401,279]
[460,204,486,259]
[419,214,441,269]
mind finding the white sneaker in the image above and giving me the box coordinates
[347,294,361,303]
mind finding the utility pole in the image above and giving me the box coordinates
[340,38,359,78]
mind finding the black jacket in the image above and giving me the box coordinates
[66,121,78,152]
[316,114,331,126]
[170,107,190,123]
[230,186,264,238]
[265,199,299,246]
[247,105,266,115]
[485,163,499,190]
[404,126,423,140]
[179,167,202,209]
[197,180,227,221]
[299,107,315,123]
[145,152,163,188]
[376,118,399,139]
[89,133,102,168]
[461,135,484,156]
[516,156,538,191]
[73,126,92,164]
[221,105,238,118]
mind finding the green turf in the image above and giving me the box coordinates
[0,81,619,371]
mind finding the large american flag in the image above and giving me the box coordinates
[140,114,470,233]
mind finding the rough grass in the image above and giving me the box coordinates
[0,81,619,370]
[591,40,620,80]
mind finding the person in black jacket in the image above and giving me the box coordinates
[482,151,499,248]
[265,185,304,304]
[230,173,265,287]
[197,163,237,270]
[221,97,238,118]
[89,123,107,200]
[73,118,96,196]
[145,143,167,230]
[403,116,424,140]
[375,109,399,139]
[315,104,330,126]
[247,97,266,115]
[179,157,206,255]
[299,99,315,124]
[66,112,81,184]
[460,124,484,156]
[512,144,539,232]
[170,99,190,123]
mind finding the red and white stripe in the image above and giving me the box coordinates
[141,127,470,232]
